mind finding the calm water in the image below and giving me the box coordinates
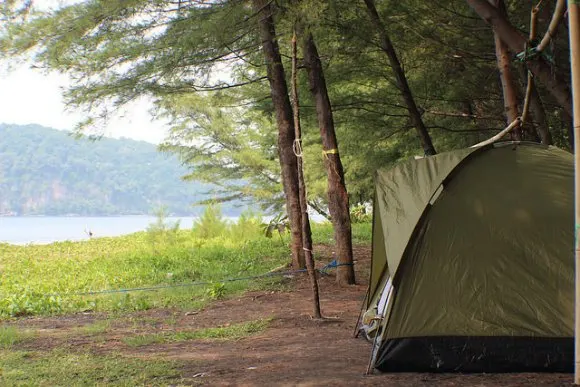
[0,216,201,245]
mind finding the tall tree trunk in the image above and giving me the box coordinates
[301,31,356,286]
[491,0,522,140]
[363,0,437,156]
[529,76,553,144]
[526,2,553,145]
[562,108,575,150]
[466,0,573,117]
[253,0,305,269]
[516,1,546,143]
[291,29,322,318]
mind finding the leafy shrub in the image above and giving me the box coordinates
[230,209,263,240]
[205,282,227,300]
[146,206,181,247]
[350,204,372,223]
[192,203,229,239]
[261,213,289,239]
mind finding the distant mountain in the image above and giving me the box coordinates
[0,123,237,216]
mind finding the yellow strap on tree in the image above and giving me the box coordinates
[322,148,339,156]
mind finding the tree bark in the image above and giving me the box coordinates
[491,0,522,140]
[301,31,356,286]
[528,72,553,144]
[516,1,545,143]
[466,0,573,116]
[291,30,322,318]
[363,0,437,156]
[526,2,553,145]
[562,108,575,151]
[253,0,305,269]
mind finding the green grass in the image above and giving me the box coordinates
[0,350,183,386]
[79,319,112,335]
[122,333,166,347]
[0,326,30,349]
[0,217,373,385]
[352,222,373,243]
[122,318,270,347]
[0,218,372,319]
[310,221,372,245]
[0,226,290,318]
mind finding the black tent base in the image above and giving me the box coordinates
[375,336,573,373]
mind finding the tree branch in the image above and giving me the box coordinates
[469,118,521,148]
[424,109,504,121]
[465,0,572,115]
[536,0,566,53]
[307,200,331,221]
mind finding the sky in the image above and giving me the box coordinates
[0,65,169,145]
[0,0,169,145]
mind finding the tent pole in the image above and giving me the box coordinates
[570,0,580,384]
[353,285,370,338]
[365,332,380,374]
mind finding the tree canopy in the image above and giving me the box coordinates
[0,0,575,216]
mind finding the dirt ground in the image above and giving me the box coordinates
[11,245,576,386]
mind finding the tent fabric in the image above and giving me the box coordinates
[376,336,573,373]
[364,142,574,373]
[369,146,477,303]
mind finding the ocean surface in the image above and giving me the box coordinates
[0,216,203,245]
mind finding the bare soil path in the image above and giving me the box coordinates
[10,245,574,386]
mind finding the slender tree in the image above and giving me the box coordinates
[253,0,306,269]
[291,28,322,318]
[520,2,549,143]
[301,30,355,285]
[528,85,553,144]
[490,0,522,140]
[362,0,437,155]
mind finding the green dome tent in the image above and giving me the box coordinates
[361,141,574,373]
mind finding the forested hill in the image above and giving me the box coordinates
[0,123,228,216]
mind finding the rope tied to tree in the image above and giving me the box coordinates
[515,41,544,63]
[293,138,303,157]
[42,261,356,298]
[514,0,560,65]
[319,259,354,275]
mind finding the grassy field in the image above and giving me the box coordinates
[1,349,184,386]
[0,213,371,319]
[0,213,372,386]
[121,318,272,347]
